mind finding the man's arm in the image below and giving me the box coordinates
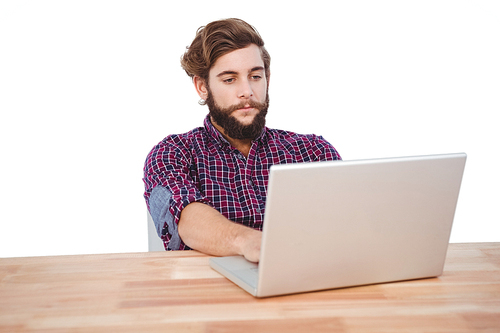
[178,202,262,262]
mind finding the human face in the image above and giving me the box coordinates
[195,44,269,139]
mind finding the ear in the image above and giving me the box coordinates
[194,76,208,100]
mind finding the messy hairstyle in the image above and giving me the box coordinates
[180,18,271,82]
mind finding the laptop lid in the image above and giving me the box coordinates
[211,153,467,297]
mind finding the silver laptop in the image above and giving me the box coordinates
[209,153,467,297]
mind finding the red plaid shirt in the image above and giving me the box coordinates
[143,115,341,250]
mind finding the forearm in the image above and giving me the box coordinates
[178,202,262,262]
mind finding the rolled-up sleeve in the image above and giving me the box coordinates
[143,137,210,250]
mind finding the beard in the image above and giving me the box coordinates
[206,88,269,140]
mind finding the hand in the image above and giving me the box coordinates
[237,228,262,263]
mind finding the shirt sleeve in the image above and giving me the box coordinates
[143,137,210,250]
[311,135,342,161]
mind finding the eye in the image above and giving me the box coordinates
[223,78,235,84]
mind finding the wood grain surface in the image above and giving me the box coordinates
[1,243,499,332]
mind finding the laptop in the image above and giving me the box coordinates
[209,153,467,297]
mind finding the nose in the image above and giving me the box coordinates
[238,79,253,99]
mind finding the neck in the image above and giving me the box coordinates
[211,117,252,158]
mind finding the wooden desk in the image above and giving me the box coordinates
[1,243,499,332]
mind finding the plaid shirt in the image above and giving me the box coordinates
[143,115,341,250]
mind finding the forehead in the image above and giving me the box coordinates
[209,44,264,77]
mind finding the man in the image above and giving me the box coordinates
[143,18,341,262]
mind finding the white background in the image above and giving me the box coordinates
[1,1,499,258]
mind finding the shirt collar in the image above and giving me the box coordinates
[203,114,230,147]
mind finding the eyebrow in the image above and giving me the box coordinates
[216,66,265,78]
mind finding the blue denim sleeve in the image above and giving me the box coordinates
[148,185,181,250]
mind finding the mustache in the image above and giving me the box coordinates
[217,99,269,114]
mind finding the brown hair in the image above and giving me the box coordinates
[181,18,271,82]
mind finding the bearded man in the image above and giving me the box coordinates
[143,18,341,262]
